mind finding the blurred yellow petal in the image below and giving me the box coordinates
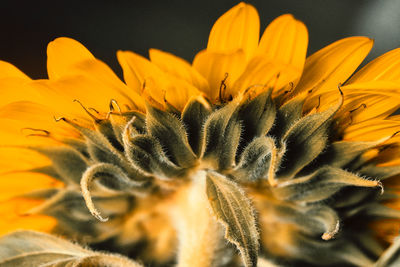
[0,198,57,235]
[293,37,373,95]
[257,14,308,72]
[0,172,62,202]
[0,61,30,80]
[149,49,210,94]
[47,37,95,80]
[349,48,400,83]
[193,49,246,101]
[0,147,49,173]
[207,2,259,60]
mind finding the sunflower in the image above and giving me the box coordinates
[1,2,400,267]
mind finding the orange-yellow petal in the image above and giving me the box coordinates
[207,2,260,60]
[257,14,308,72]
[233,55,301,96]
[343,118,400,141]
[349,48,400,83]
[308,81,400,124]
[47,38,143,112]
[0,172,62,202]
[0,101,80,143]
[149,49,210,94]
[165,77,201,111]
[338,81,400,124]
[0,61,30,80]
[117,51,168,105]
[193,49,246,101]
[0,198,57,235]
[47,37,95,80]
[293,37,373,96]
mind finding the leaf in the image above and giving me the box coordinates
[269,95,304,139]
[201,101,242,170]
[277,97,342,178]
[0,230,143,267]
[233,136,277,183]
[375,236,400,267]
[238,89,276,140]
[37,189,132,221]
[31,146,89,185]
[80,163,148,221]
[273,166,382,203]
[272,204,340,240]
[124,134,186,179]
[206,171,259,267]
[314,140,383,169]
[359,164,400,180]
[181,96,212,156]
[257,257,280,267]
[146,104,197,167]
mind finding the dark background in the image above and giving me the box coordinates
[1,0,399,79]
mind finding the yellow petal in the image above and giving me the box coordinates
[165,77,201,111]
[349,47,400,83]
[293,37,373,95]
[193,49,246,101]
[233,55,301,96]
[0,78,38,107]
[0,147,50,174]
[342,95,398,124]
[310,81,400,124]
[0,198,57,235]
[117,51,168,105]
[47,37,95,80]
[149,49,210,94]
[48,38,143,111]
[0,101,80,143]
[0,61,30,80]
[0,172,62,202]
[343,118,400,142]
[340,82,400,124]
[207,2,260,60]
[257,14,308,72]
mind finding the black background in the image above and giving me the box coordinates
[1,0,399,79]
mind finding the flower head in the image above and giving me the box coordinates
[1,2,400,266]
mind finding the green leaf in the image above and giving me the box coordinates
[311,140,383,170]
[146,104,197,167]
[181,96,212,156]
[273,166,382,203]
[124,134,186,179]
[238,89,276,143]
[31,146,89,185]
[359,164,400,180]
[375,236,400,267]
[272,204,340,240]
[0,230,143,267]
[80,163,147,221]
[277,100,341,179]
[269,95,305,139]
[233,136,277,183]
[206,171,259,267]
[201,101,242,170]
